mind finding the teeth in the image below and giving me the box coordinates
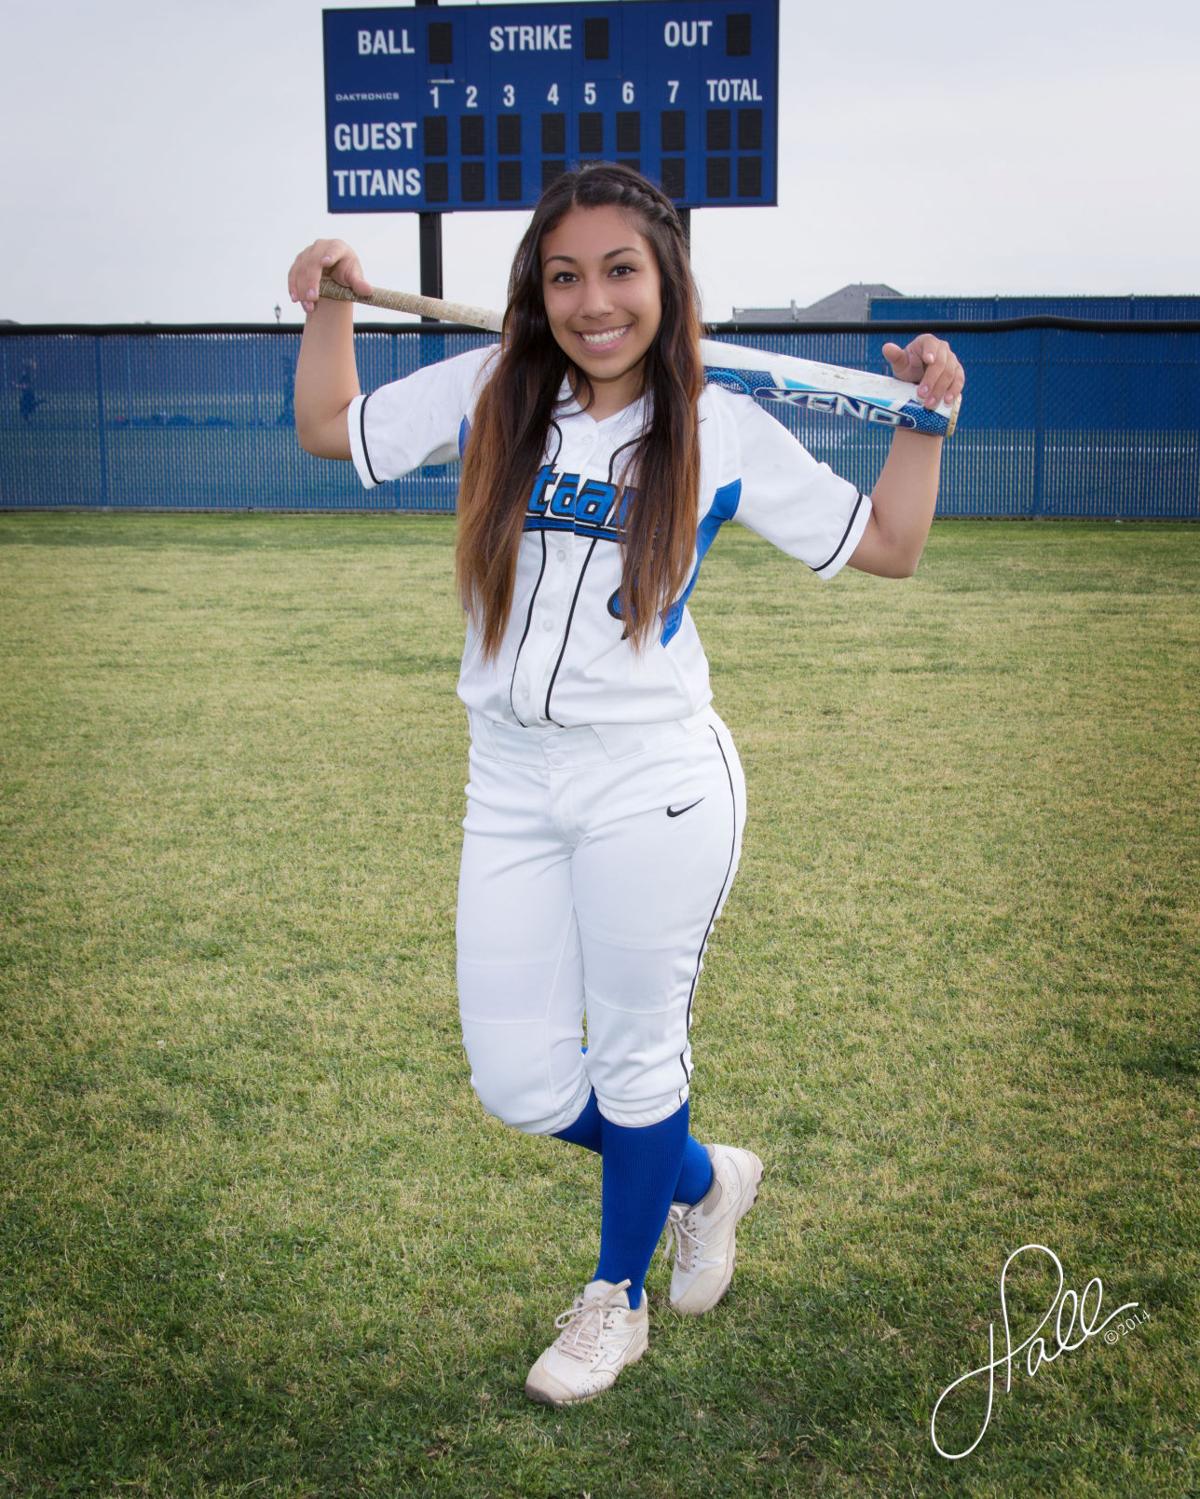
[580,327,629,347]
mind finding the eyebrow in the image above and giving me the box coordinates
[543,246,643,266]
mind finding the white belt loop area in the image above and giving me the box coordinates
[467,706,716,768]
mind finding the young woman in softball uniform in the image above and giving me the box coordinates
[288,163,964,1408]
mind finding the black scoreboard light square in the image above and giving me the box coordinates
[427,21,453,64]
[424,116,448,156]
[542,114,566,153]
[726,13,752,57]
[738,109,763,151]
[497,115,521,155]
[661,110,686,152]
[425,162,449,204]
[542,159,567,190]
[706,110,731,151]
[460,162,485,203]
[616,112,641,153]
[737,157,762,198]
[460,115,484,156]
[584,18,610,60]
[498,160,522,202]
[661,157,686,199]
[579,113,604,153]
[706,157,731,198]
[617,158,641,176]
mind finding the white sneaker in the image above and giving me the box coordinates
[524,1277,649,1406]
[662,1144,763,1314]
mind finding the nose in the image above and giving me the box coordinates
[578,273,615,319]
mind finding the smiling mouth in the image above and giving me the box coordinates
[577,325,632,349]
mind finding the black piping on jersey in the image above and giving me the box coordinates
[677,724,739,1102]
[507,419,564,725]
[507,532,547,725]
[542,431,642,725]
[811,489,865,574]
[604,432,643,496]
[358,393,382,487]
[543,537,598,725]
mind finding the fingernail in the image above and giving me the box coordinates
[918,384,928,396]
[308,288,316,298]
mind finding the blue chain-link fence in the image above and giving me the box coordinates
[871,296,1200,322]
[1,321,1196,517]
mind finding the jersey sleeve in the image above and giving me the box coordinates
[346,343,499,489]
[724,393,872,580]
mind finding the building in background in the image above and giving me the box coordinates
[731,284,903,322]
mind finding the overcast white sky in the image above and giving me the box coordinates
[2,0,1196,325]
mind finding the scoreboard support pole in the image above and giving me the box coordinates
[419,212,444,309]
[417,0,444,319]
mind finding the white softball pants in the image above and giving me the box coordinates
[456,705,747,1132]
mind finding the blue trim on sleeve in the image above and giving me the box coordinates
[458,416,470,459]
[659,477,742,646]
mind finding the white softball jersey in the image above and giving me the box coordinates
[347,344,872,730]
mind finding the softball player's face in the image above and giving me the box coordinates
[540,204,663,420]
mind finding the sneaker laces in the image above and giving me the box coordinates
[662,1204,705,1271]
[551,1278,633,1363]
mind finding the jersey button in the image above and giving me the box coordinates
[542,619,554,632]
[556,549,567,562]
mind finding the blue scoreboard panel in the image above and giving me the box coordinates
[323,1,778,213]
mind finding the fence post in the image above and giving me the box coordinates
[1031,327,1045,517]
[94,336,110,506]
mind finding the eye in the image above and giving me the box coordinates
[609,263,636,277]
[548,270,577,284]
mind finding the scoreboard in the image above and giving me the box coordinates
[322,1,779,213]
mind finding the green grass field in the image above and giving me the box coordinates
[1,513,1197,1498]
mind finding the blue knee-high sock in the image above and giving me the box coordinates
[551,1086,606,1150]
[672,1133,716,1205]
[593,1099,692,1310]
[553,1077,713,1205]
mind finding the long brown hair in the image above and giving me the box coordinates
[455,163,703,658]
